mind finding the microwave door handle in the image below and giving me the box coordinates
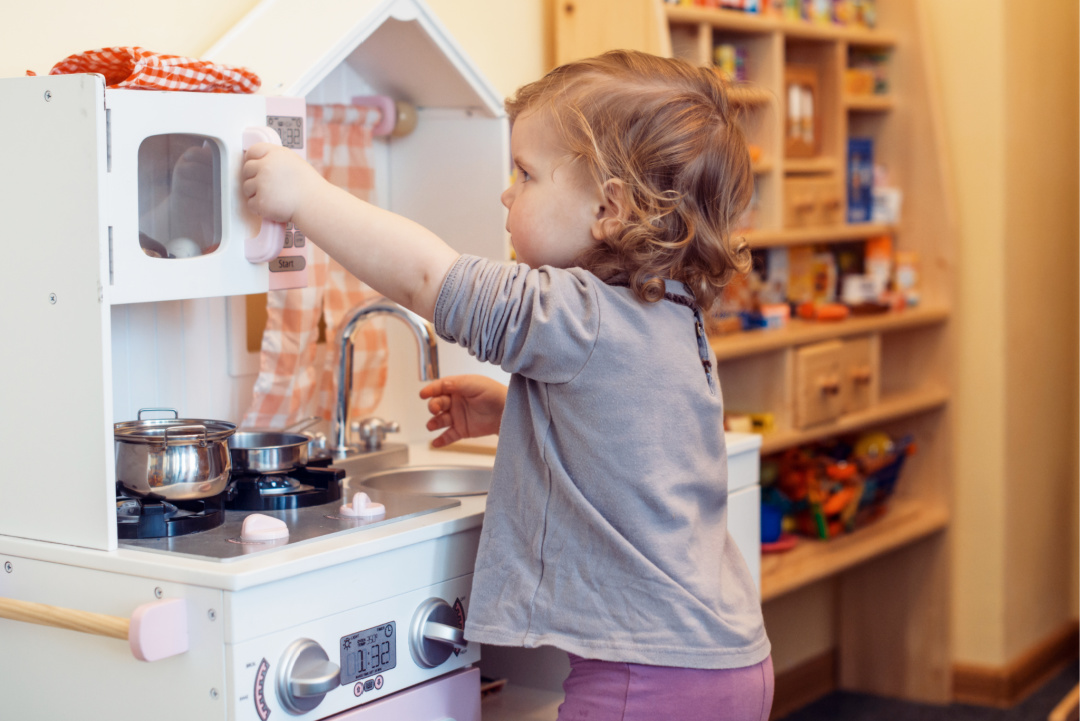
[242,126,287,264]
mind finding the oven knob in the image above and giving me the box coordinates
[276,638,341,715]
[409,597,467,668]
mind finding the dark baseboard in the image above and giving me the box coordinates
[770,650,837,720]
[953,619,1080,708]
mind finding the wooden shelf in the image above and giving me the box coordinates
[784,156,841,174]
[710,305,949,360]
[729,85,775,107]
[664,5,897,46]
[744,222,897,248]
[752,157,774,174]
[758,387,949,454]
[761,498,949,601]
[845,93,896,111]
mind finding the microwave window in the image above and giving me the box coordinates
[137,134,223,259]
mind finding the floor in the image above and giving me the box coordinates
[777,660,1079,721]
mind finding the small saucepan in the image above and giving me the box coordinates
[114,409,236,500]
[228,431,310,474]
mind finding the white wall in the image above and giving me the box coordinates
[2,0,548,100]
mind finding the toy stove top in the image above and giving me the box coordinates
[117,474,459,562]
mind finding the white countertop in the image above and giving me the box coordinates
[0,443,495,592]
[0,434,758,592]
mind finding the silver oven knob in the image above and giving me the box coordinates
[277,638,341,715]
[409,597,467,668]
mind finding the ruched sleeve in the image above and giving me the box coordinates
[433,255,600,384]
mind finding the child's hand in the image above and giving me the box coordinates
[241,143,323,224]
[419,375,508,448]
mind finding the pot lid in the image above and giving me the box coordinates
[114,418,237,445]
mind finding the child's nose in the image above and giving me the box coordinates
[500,185,514,209]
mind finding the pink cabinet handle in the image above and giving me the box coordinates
[242,126,288,263]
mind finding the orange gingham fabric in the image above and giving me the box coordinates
[241,104,389,430]
[46,47,260,93]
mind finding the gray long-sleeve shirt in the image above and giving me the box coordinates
[434,255,770,669]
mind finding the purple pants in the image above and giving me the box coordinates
[557,653,774,721]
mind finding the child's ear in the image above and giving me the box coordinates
[591,179,628,241]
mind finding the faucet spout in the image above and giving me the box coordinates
[332,299,439,455]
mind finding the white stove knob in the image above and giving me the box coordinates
[409,598,467,668]
[241,514,289,542]
[276,638,341,715]
[339,492,385,518]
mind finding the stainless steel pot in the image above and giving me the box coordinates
[228,431,310,473]
[114,409,236,500]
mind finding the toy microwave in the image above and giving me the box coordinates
[10,75,309,305]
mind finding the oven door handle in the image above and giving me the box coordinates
[423,620,467,650]
[0,596,188,662]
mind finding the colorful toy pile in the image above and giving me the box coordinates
[666,0,878,28]
[761,431,914,541]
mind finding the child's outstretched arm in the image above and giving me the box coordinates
[242,143,460,321]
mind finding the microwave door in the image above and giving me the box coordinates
[105,90,281,304]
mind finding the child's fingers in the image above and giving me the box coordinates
[425,395,451,416]
[431,427,461,448]
[244,142,274,161]
[419,378,454,399]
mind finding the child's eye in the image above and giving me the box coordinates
[517,166,531,182]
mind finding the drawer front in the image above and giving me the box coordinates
[783,177,844,228]
[794,340,845,427]
[840,335,878,413]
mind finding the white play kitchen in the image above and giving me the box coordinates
[0,0,762,718]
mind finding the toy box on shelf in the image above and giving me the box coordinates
[762,430,914,540]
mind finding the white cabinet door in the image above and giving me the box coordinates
[729,483,762,593]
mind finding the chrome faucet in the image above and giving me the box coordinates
[331,298,439,455]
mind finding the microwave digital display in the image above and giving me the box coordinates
[267,116,304,150]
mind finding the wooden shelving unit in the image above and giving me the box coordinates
[556,0,957,708]
[761,497,949,600]
[711,304,947,359]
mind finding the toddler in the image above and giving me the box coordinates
[243,49,772,721]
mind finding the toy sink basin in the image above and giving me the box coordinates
[358,465,492,497]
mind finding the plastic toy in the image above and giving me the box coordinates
[768,432,914,540]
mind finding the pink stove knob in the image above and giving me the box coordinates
[241,514,289,542]
[339,492,385,519]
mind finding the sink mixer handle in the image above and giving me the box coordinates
[352,417,401,452]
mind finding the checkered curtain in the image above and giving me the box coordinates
[241,104,389,429]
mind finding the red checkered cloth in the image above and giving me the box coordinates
[242,104,389,430]
[43,46,260,93]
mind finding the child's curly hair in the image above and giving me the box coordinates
[505,50,754,309]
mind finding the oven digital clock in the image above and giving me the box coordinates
[339,621,396,684]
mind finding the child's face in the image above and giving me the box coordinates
[501,111,604,269]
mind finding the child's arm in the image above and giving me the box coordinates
[242,143,460,320]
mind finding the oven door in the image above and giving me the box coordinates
[105,89,308,304]
[326,667,480,721]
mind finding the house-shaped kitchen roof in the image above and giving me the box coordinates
[205,0,504,117]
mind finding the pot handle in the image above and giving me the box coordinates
[137,408,179,420]
[163,424,208,448]
[0,596,188,662]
